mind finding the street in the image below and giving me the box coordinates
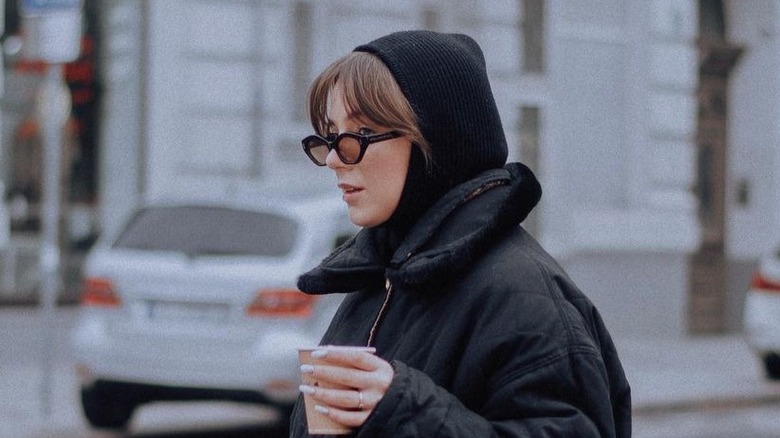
[0,307,287,438]
[17,402,288,438]
[3,307,780,437]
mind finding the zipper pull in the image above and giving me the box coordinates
[367,278,393,347]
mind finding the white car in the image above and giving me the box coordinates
[70,194,356,430]
[743,242,780,379]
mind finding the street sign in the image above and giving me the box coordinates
[20,0,83,63]
[21,0,81,12]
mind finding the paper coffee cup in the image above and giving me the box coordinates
[298,345,376,435]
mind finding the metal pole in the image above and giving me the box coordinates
[38,63,68,417]
[20,0,83,417]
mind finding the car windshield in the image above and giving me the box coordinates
[113,206,300,257]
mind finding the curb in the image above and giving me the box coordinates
[633,392,780,416]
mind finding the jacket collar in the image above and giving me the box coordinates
[297,162,541,294]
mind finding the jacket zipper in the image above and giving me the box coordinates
[362,182,505,347]
[367,278,393,347]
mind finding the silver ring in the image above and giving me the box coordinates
[357,390,364,411]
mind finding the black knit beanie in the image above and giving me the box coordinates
[354,31,508,238]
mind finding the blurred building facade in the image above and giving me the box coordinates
[2,0,778,338]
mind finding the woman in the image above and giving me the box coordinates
[292,30,631,437]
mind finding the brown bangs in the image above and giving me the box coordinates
[307,52,429,157]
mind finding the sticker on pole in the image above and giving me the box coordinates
[20,0,83,63]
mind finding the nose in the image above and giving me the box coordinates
[325,147,345,169]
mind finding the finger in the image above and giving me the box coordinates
[301,363,372,388]
[300,385,365,410]
[314,404,370,428]
[312,348,379,371]
[301,361,394,395]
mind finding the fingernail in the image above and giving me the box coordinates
[314,405,329,414]
[311,349,328,358]
[300,364,315,373]
[299,384,315,395]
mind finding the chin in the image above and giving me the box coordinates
[348,209,387,228]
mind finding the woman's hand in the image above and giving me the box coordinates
[299,348,394,428]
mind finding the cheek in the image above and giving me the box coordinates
[378,168,407,213]
[381,145,411,195]
[359,145,411,226]
[354,169,404,227]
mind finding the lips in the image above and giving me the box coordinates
[338,183,363,194]
[338,183,363,203]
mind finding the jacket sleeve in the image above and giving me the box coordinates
[356,350,620,438]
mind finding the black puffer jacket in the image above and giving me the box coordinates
[289,163,632,437]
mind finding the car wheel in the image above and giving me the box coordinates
[80,384,136,429]
[763,353,780,380]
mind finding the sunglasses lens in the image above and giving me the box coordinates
[336,136,361,164]
[304,137,329,165]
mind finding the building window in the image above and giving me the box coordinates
[421,7,440,31]
[521,0,544,73]
[293,1,313,121]
[517,105,541,235]
[699,0,726,40]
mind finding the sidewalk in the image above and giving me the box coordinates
[616,334,780,415]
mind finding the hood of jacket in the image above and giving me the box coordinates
[354,30,509,239]
[297,162,541,294]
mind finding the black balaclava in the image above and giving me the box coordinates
[354,31,508,256]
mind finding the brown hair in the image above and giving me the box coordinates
[307,52,430,159]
